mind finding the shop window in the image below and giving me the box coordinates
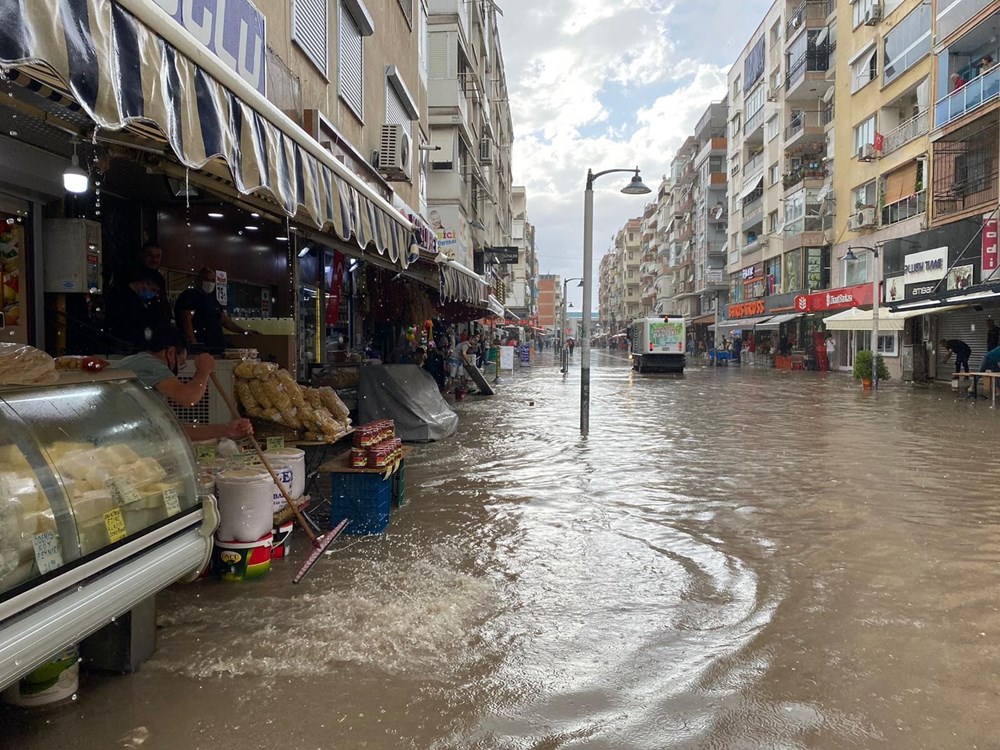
[293,0,329,77]
[878,333,898,356]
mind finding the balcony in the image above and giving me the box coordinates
[934,67,1000,129]
[744,150,765,177]
[784,109,827,147]
[782,164,827,191]
[881,190,926,227]
[881,110,930,156]
[742,202,764,232]
[785,0,827,40]
[742,236,768,255]
[744,106,766,139]
[786,50,831,99]
[931,113,999,221]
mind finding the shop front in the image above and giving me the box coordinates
[795,283,876,372]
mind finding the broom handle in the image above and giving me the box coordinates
[209,372,319,544]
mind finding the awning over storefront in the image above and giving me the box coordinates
[717,316,771,331]
[824,304,969,331]
[439,259,488,303]
[1,0,413,265]
[755,312,804,330]
[486,295,504,318]
[691,313,716,325]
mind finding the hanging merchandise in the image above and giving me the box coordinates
[325,252,344,325]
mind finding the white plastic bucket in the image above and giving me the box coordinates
[4,646,79,707]
[265,463,294,512]
[215,468,276,542]
[264,448,306,499]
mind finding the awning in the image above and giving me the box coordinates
[691,313,716,325]
[824,304,968,331]
[2,0,413,266]
[717,316,772,331]
[486,294,504,318]
[885,161,919,205]
[755,312,804,330]
[739,176,764,200]
[439,259,488,304]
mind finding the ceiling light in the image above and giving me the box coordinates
[63,142,89,194]
[298,246,312,258]
[276,236,288,242]
[208,212,224,218]
[244,225,259,231]
[250,212,260,218]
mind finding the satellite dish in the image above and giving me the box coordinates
[815,27,829,46]
[822,86,835,103]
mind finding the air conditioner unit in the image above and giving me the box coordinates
[859,143,877,161]
[379,124,412,181]
[850,207,877,230]
[864,3,882,25]
[766,87,778,101]
[479,137,492,164]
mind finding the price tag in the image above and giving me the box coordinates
[107,477,141,507]
[196,444,217,463]
[266,436,285,451]
[162,488,181,517]
[104,508,127,543]
[32,530,64,574]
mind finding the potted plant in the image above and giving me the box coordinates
[852,349,890,389]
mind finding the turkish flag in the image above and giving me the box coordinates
[873,132,885,152]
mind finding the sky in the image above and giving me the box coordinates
[496,0,773,309]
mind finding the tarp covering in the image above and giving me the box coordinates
[0,0,413,264]
[358,365,458,442]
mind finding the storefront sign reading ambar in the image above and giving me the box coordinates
[727,300,765,318]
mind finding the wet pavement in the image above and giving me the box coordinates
[5,351,1000,749]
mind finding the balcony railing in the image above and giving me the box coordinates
[786,50,830,89]
[785,110,826,139]
[821,103,834,126]
[786,0,827,37]
[744,150,765,176]
[744,106,766,136]
[782,166,827,190]
[935,67,1000,129]
[881,190,926,226]
[881,110,930,156]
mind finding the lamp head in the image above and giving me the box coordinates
[621,169,651,195]
[841,249,860,262]
[63,142,89,194]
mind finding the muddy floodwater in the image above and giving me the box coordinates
[6,351,1000,749]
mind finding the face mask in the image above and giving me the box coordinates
[139,289,156,301]
[202,281,216,294]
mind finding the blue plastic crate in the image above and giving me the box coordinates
[329,472,392,535]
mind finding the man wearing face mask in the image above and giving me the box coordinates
[115,326,253,441]
[174,268,257,355]
[106,266,171,352]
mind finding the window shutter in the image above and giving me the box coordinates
[339,3,363,116]
[386,85,410,126]
[293,0,328,76]
[428,32,450,78]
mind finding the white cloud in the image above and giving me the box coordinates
[497,0,772,305]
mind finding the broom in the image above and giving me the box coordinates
[210,372,348,583]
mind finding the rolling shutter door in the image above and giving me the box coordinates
[937,307,990,376]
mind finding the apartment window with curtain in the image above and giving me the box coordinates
[853,115,876,155]
[883,4,931,85]
[293,0,329,76]
[851,45,878,92]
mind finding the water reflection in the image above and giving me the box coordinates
[6,351,1000,749]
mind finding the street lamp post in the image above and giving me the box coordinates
[581,167,651,435]
[561,277,583,373]
[843,245,881,388]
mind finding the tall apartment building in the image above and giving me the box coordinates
[537,274,561,332]
[506,186,539,321]
[639,201,660,315]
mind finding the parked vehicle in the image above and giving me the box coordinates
[630,317,686,373]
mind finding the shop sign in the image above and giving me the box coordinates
[727,300,765,318]
[215,269,229,306]
[903,246,947,285]
[796,283,873,312]
[152,0,267,95]
[983,218,998,277]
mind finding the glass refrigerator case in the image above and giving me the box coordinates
[0,372,218,691]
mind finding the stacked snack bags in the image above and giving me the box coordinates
[349,420,402,468]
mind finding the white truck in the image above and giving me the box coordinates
[630,316,686,373]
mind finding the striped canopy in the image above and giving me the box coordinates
[0,0,414,267]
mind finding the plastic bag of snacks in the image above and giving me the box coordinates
[0,343,58,385]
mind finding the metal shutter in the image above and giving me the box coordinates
[293,0,328,76]
[385,85,410,127]
[339,3,363,116]
[428,31,451,79]
[937,307,993,376]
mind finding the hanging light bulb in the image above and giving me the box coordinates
[63,141,89,194]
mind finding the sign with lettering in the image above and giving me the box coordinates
[151,0,267,95]
[163,488,182,517]
[266,436,285,451]
[727,300,766,318]
[797,283,874,312]
[903,247,948,285]
[983,218,998,277]
[32,531,63,575]
[104,508,127,543]
[108,477,141,507]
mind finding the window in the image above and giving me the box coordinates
[339,1,374,119]
[769,162,780,185]
[766,256,782,294]
[732,75,742,100]
[852,180,877,209]
[293,0,328,76]
[768,209,780,231]
[853,0,877,28]
[771,21,781,44]
[877,333,898,356]
[730,113,742,139]
[709,156,725,173]
[844,252,871,285]
[851,45,878,92]
[418,4,428,84]
[853,115,876,156]
[883,5,931,85]
[766,114,780,141]
[746,84,766,121]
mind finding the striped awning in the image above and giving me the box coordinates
[439,259,488,304]
[0,0,413,266]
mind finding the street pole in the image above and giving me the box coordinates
[714,291,720,368]
[561,289,568,373]
[872,250,880,389]
[581,178,594,436]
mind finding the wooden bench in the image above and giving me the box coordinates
[952,372,1000,405]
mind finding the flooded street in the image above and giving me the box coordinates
[6,351,1000,749]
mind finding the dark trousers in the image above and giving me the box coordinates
[956,353,971,373]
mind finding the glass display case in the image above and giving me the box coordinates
[0,371,216,691]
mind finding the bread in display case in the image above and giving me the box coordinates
[0,372,201,598]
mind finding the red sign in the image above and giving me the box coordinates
[727,300,766,318]
[797,283,873,312]
[983,218,998,272]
